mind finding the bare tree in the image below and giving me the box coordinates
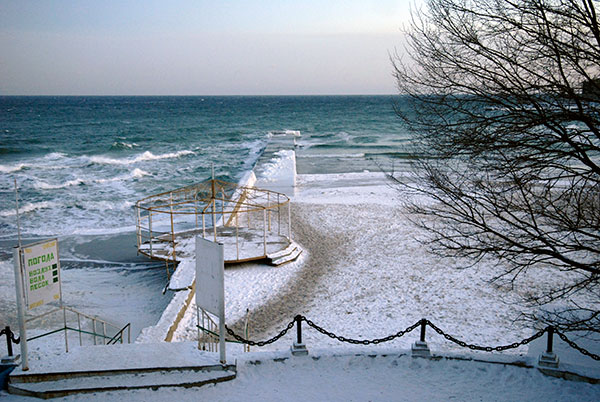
[393,0,600,332]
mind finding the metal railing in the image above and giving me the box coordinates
[135,178,292,265]
[196,307,251,353]
[25,305,130,352]
[224,315,600,363]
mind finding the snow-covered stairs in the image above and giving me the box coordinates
[267,241,302,266]
[7,342,236,399]
[9,365,236,399]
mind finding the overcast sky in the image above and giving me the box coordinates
[0,1,418,96]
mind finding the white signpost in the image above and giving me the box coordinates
[13,238,63,370]
[195,237,226,364]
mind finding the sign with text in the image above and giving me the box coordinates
[195,237,224,317]
[22,238,61,310]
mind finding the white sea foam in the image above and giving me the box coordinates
[34,178,85,190]
[0,163,26,173]
[0,201,57,217]
[89,150,195,165]
[111,141,139,149]
[259,149,297,187]
[300,153,365,158]
[43,152,67,160]
[95,168,150,184]
[267,130,301,137]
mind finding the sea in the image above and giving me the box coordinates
[0,95,412,338]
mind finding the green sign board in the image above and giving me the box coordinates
[22,238,61,310]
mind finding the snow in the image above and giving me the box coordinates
[10,342,219,375]
[3,348,599,401]
[2,166,600,401]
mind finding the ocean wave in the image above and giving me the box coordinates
[267,130,301,137]
[43,152,67,160]
[34,179,85,190]
[299,153,365,158]
[110,141,139,150]
[0,163,26,173]
[0,201,57,217]
[95,168,150,183]
[80,200,134,211]
[89,150,195,165]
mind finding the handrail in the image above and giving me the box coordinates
[107,323,131,345]
[24,305,130,350]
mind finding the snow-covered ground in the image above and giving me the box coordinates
[175,172,592,356]
[2,170,599,400]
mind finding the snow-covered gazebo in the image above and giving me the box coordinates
[134,177,300,271]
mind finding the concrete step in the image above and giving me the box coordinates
[269,245,302,266]
[9,365,236,398]
[267,241,298,260]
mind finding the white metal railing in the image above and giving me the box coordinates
[135,179,292,264]
[26,305,130,352]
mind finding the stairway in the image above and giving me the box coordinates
[267,241,302,266]
[9,365,236,399]
[7,342,236,399]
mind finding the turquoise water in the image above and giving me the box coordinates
[0,95,410,335]
[1,95,409,238]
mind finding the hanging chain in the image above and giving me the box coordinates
[555,330,600,361]
[225,318,296,347]
[425,320,547,352]
[302,316,422,345]
[223,316,600,363]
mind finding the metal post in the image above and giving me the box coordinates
[195,198,199,229]
[102,322,107,345]
[267,192,271,231]
[3,326,14,356]
[196,306,201,350]
[263,209,267,255]
[288,202,292,241]
[148,211,153,257]
[411,319,431,358]
[538,326,559,368]
[296,315,302,344]
[277,194,281,235]
[291,315,308,356]
[63,306,69,352]
[136,206,142,249]
[92,319,97,345]
[170,198,177,263]
[202,214,206,239]
[14,179,22,248]
[213,200,217,242]
[77,313,82,346]
[235,214,239,260]
[221,195,225,227]
[12,247,28,370]
[546,326,554,353]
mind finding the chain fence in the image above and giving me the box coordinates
[225,317,296,347]
[224,315,600,362]
[556,330,600,361]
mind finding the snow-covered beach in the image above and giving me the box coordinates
[172,171,554,354]
[3,169,600,401]
[1,131,599,400]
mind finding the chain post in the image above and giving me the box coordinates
[412,319,431,358]
[291,315,308,356]
[2,326,14,356]
[296,315,303,344]
[546,326,554,354]
[538,326,559,369]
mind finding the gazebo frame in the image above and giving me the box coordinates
[134,178,292,270]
